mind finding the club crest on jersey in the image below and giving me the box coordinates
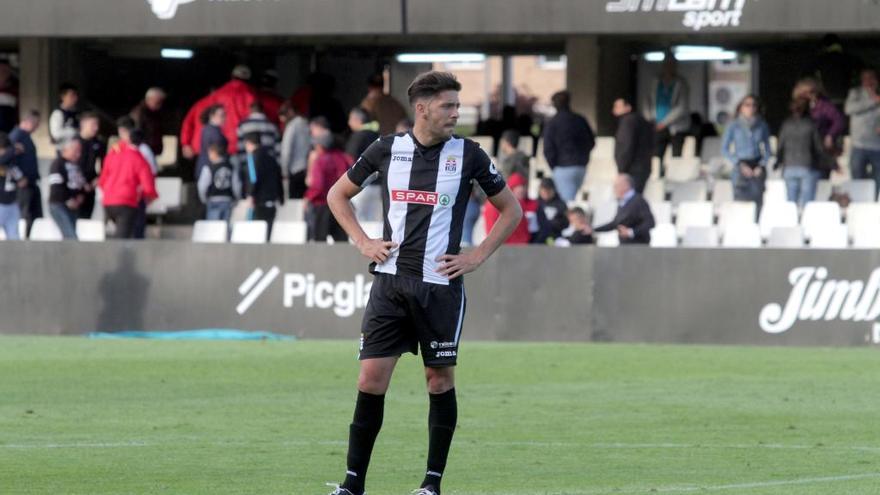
[444,156,460,174]
[392,189,452,207]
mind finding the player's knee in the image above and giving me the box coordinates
[425,367,455,394]
[358,369,391,394]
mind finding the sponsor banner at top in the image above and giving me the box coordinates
[605,0,749,32]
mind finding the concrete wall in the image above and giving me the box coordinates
[2,242,879,347]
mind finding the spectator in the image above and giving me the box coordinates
[721,94,772,206]
[793,77,846,179]
[48,139,85,239]
[395,118,414,134]
[130,128,157,239]
[197,143,241,222]
[643,54,690,172]
[9,110,42,237]
[564,207,594,245]
[543,90,595,202]
[243,133,284,237]
[534,178,569,244]
[345,107,382,223]
[256,70,284,127]
[498,129,530,180]
[778,98,825,208]
[129,87,166,156]
[49,83,80,150]
[180,64,257,159]
[613,97,654,194]
[279,102,310,200]
[306,119,351,242]
[594,174,655,244]
[0,131,25,239]
[484,172,537,244]
[99,117,158,239]
[75,112,105,220]
[0,60,17,133]
[845,68,880,191]
[196,104,228,180]
[236,101,280,165]
[360,73,408,136]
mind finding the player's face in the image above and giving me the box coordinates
[424,90,460,140]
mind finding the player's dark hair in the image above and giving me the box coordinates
[551,91,571,111]
[407,71,461,105]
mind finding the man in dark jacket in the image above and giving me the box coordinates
[75,112,105,219]
[542,90,595,202]
[613,98,655,194]
[9,110,42,237]
[243,132,284,237]
[594,174,655,244]
[130,87,166,156]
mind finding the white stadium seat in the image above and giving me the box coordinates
[810,224,849,249]
[665,157,701,182]
[717,201,757,232]
[853,228,880,248]
[147,177,183,215]
[76,220,106,242]
[585,158,618,185]
[276,199,305,222]
[767,226,805,248]
[270,221,308,245]
[722,223,762,248]
[682,226,719,248]
[591,200,618,228]
[587,181,615,208]
[846,202,880,239]
[700,136,722,163]
[758,201,799,239]
[842,179,877,203]
[230,221,268,244]
[192,220,228,243]
[763,179,787,205]
[649,224,678,248]
[801,201,842,240]
[675,201,713,237]
[595,231,620,247]
[591,137,615,159]
[815,179,833,202]
[647,201,672,225]
[29,218,62,241]
[670,180,707,206]
[643,179,666,203]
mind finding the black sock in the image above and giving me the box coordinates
[422,388,457,493]
[341,391,385,495]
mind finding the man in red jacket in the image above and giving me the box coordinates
[180,65,257,158]
[99,117,158,239]
[483,172,537,244]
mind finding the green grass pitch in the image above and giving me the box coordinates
[2,337,879,494]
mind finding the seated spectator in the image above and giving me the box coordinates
[0,131,25,239]
[306,119,351,242]
[48,139,86,239]
[777,98,825,208]
[49,83,80,150]
[99,117,158,239]
[565,207,594,245]
[534,178,568,244]
[243,132,284,237]
[498,129,530,180]
[594,174,655,244]
[484,172,537,244]
[197,143,242,222]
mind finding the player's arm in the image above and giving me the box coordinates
[436,187,522,280]
[328,174,397,264]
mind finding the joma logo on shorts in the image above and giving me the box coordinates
[436,350,457,358]
[392,190,438,205]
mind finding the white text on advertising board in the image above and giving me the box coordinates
[606,0,748,32]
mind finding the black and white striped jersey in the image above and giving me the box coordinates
[348,132,506,286]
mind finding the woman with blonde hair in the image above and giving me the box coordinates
[792,77,846,178]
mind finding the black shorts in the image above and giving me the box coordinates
[359,273,466,367]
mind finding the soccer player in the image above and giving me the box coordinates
[325,71,523,495]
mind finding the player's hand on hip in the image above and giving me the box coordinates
[357,238,398,264]
[436,252,482,280]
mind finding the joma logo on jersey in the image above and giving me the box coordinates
[391,154,413,162]
[391,189,451,207]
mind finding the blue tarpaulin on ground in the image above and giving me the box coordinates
[87,330,295,341]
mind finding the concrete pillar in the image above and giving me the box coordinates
[18,38,54,158]
[565,36,600,131]
[501,56,515,106]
